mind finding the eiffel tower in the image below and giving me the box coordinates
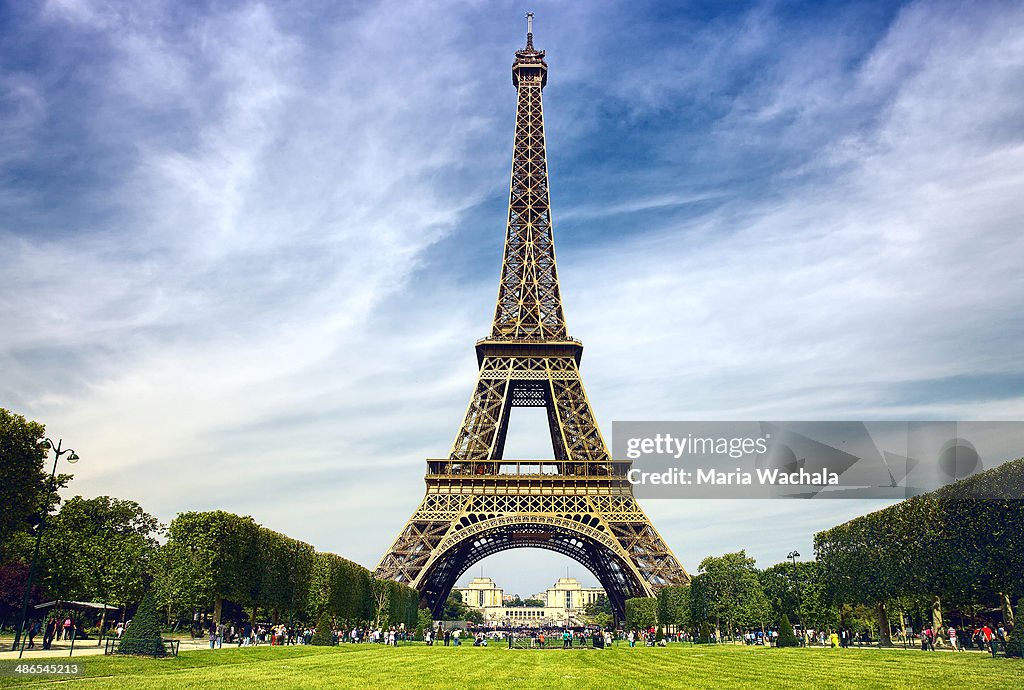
[376,15,689,619]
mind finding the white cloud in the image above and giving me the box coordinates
[2,0,1023,592]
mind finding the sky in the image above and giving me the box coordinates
[2,0,1023,597]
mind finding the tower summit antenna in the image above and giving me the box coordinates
[526,12,534,50]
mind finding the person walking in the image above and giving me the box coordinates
[948,626,959,652]
[42,618,57,650]
[981,623,994,653]
[922,627,935,651]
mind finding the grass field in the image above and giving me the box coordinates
[1,643,1022,689]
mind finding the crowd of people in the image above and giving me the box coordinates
[913,623,1007,652]
[20,614,98,650]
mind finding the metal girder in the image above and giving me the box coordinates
[375,23,690,619]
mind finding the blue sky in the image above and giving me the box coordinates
[2,0,1023,596]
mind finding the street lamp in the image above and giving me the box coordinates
[13,438,79,657]
[787,550,803,634]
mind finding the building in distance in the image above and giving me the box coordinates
[456,576,605,627]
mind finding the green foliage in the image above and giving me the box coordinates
[416,607,433,639]
[814,458,1024,617]
[158,511,414,628]
[40,496,161,607]
[1006,632,1024,658]
[310,612,335,646]
[118,591,165,657]
[521,598,545,607]
[690,551,769,635]
[584,594,614,628]
[777,614,798,647]
[760,560,837,630]
[255,529,315,620]
[698,621,713,643]
[372,577,419,628]
[657,585,691,629]
[0,409,70,564]
[443,590,469,621]
[625,597,657,630]
[158,511,261,616]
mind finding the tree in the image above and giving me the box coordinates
[625,597,657,631]
[584,594,615,628]
[777,614,798,647]
[0,409,70,564]
[760,560,837,630]
[657,585,691,630]
[417,607,433,639]
[443,590,469,621]
[118,591,165,656]
[0,561,44,629]
[160,511,262,624]
[522,598,545,607]
[690,551,769,637]
[815,459,1024,647]
[310,612,335,646]
[40,496,162,623]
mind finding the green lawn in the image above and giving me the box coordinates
[1,643,1021,689]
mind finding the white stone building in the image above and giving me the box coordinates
[456,576,605,627]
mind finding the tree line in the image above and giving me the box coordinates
[625,458,1022,645]
[0,407,418,633]
[814,457,1023,645]
[154,510,419,629]
[625,552,836,638]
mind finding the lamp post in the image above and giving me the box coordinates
[13,438,79,657]
[787,550,803,634]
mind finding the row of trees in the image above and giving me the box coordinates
[148,510,420,629]
[0,406,420,633]
[814,458,1023,646]
[624,553,855,637]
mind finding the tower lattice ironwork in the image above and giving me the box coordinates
[376,17,689,619]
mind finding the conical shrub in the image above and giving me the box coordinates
[777,614,799,648]
[118,592,166,657]
[310,613,335,646]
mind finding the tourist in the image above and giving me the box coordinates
[452,628,461,646]
[921,627,935,652]
[26,619,39,649]
[981,623,994,652]
[948,626,959,651]
[42,618,57,650]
